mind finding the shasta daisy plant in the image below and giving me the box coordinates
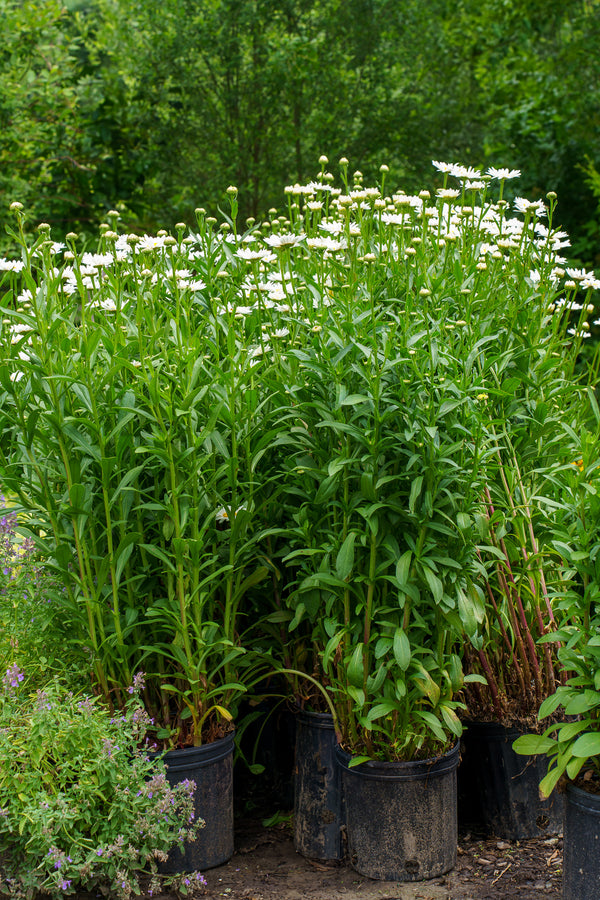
[0,158,596,760]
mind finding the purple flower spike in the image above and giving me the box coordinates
[2,664,24,693]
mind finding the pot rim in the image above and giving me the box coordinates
[335,740,459,781]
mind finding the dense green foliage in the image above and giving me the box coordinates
[0,680,204,898]
[2,0,600,264]
[2,163,598,762]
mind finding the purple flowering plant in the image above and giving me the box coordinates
[0,676,205,899]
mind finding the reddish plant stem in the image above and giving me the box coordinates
[498,536,544,704]
[476,648,503,720]
[480,569,527,698]
[495,562,534,705]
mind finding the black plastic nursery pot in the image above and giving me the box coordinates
[563,781,600,900]
[336,742,459,881]
[158,731,235,873]
[293,709,344,860]
[459,721,563,840]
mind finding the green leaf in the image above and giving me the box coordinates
[289,602,305,631]
[322,631,344,669]
[339,393,369,406]
[422,566,443,603]
[392,629,411,671]
[448,655,464,691]
[463,673,487,684]
[367,701,398,721]
[571,733,600,759]
[566,756,586,781]
[114,534,139,585]
[440,705,462,737]
[396,550,412,586]
[539,760,569,799]
[61,423,101,461]
[409,476,423,513]
[565,690,600,716]
[347,755,372,768]
[456,512,471,531]
[538,692,564,719]
[139,544,177,572]
[512,734,555,756]
[557,720,589,743]
[415,710,446,743]
[347,644,365,689]
[336,532,356,581]
[413,667,440,705]
[457,586,477,636]
[587,385,600,425]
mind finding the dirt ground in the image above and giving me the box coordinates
[198,816,562,900]
[192,713,562,900]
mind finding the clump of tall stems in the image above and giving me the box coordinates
[0,160,597,756]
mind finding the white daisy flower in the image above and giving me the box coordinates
[487,167,521,180]
[514,197,547,218]
[566,267,593,281]
[307,237,347,252]
[89,297,117,312]
[82,252,114,268]
[264,232,305,249]
[581,277,600,291]
[236,247,276,263]
[449,164,482,180]
[137,235,167,251]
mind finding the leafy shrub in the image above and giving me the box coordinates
[514,400,600,795]
[0,679,205,899]
[1,159,598,763]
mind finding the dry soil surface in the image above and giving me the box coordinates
[197,817,562,900]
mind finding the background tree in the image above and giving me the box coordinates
[1,0,599,265]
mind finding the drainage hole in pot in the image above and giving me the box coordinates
[405,859,420,875]
[536,814,550,830]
